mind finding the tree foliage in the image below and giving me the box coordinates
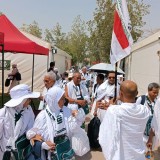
[19,0,150,65]
[50,16,88,65]
[66,15,88,64]
[87,0,150,63]
[44,29,54,44]
[20,21,42,38]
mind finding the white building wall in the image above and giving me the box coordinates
[126,31,160,95]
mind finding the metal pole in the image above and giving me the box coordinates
[158,51,160,84]
[114,62,118,101]
[157,51,160,85]
[47,52,49,71]
[1,44,4,106]
[31,54,35,91]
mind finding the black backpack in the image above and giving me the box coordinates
[87,116,101,149]
[15,72,21,81]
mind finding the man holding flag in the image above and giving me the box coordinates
[99,1,150,160]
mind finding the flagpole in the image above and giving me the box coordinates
[0,32,4,106]
[114,62,118,102]
[1,44,4,106]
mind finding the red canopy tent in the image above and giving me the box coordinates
[0,14,49,106]
[0,14,49,54]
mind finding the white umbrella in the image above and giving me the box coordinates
[89,63,125,74]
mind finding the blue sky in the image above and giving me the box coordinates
[0,0,159,34]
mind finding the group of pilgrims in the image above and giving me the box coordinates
[1,63,160,160]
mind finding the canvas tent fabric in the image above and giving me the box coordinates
[0,14,49,55]
[0,14,49,105]
[21,31,72,74]
[0,31,72,93]
[125,30,160,95]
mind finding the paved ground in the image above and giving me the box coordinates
[75,149,160,160]
[75,149,105,160]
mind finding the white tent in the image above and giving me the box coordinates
[125,30,160,95]
[0,31,72,93]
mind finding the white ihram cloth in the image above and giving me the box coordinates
[27,86,83,160]
[66,80,90,108]
[0,104,35,160]
[99,103,150,160]
[151,98,160,150]
[96,80,115,122]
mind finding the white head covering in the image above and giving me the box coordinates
[45,86,64,114]
[4,84,40,107]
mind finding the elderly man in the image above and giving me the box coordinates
[99,80,150,160]
[38,72,56,110]
[65,72,90,112]
[81,66,90,90]
[136,83,159,138]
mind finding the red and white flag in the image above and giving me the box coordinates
[110,0,133,64]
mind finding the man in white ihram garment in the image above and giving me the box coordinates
[0,84,40,160]
[95,71,116,122]
[146,96,160,153]
[99,80,150,160]
[65,72,90,113]
[27,86,85,160]
[38,72,56,110]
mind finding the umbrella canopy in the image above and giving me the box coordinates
[89,63,125,74]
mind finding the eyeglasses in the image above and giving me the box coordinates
[108,77,115,79]
[43,80,50,83]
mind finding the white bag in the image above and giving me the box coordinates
[72,127,90,156]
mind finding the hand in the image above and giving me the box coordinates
[39,95,44,101]
[30,134,43,146]
[146,138,153,149]
[77,100,87,107]
[93,110,97,116]
[96,100,109,110]
[72,110,78,117]
[45,141,56,151]
[109,98,117,105]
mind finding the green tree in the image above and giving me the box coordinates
[50,16,88,65]
[66,15,88,65]
[44,29,55,44]
[87,0,150,63]
[51,23,66,48]
[20,21,42,38]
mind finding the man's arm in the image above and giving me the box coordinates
[65,85,87,107]
[146,128,155,149]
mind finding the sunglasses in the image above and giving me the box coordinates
[108,77,115,79]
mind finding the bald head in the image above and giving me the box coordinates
[120,80,138,102]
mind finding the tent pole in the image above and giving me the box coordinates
[114,62,118,102]
[1,44,4,106]
[32,54,35,91]
[47,53,49,71]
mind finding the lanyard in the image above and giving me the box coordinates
[146,96,155,114]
